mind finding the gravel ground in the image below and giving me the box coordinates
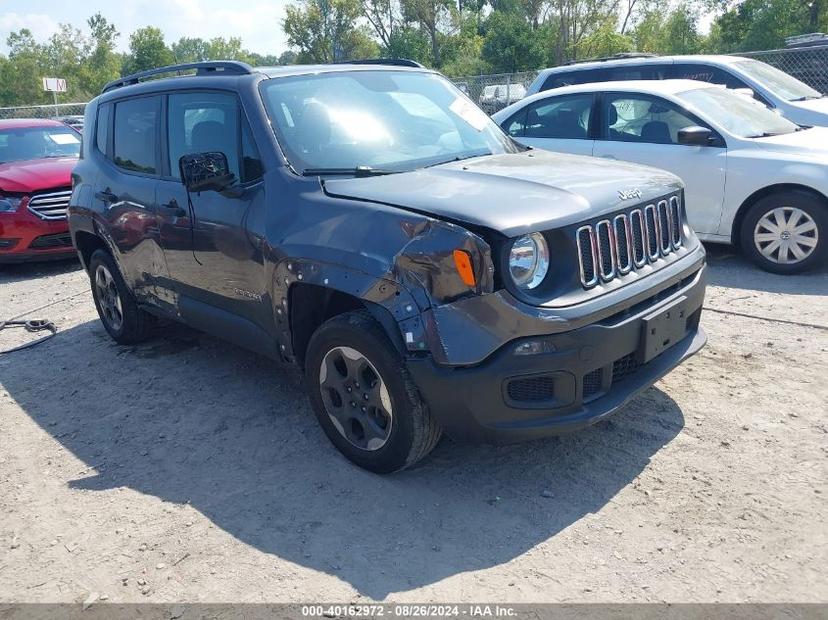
[0,246,826,605]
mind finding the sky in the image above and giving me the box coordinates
[0,0,291,55]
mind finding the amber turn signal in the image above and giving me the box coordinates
[452,249,476,287]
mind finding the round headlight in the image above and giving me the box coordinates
[509,232,549,290]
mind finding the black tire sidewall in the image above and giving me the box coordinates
[304,314,418,474]
[740,191,827,274]
[88,249,138,342]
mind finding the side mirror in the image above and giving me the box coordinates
[677,126,713,146]
[179,152,235,193]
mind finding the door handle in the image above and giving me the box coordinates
[601,154,617,160]
[95,190,117,203]
[159,199,186,218]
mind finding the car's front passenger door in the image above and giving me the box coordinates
[502,93,596,157]
[592,93,727,234]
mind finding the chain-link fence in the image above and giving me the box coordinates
[738,44,828,94]
[0,102,86,121]
[450,71,539,114]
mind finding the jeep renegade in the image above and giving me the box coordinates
[68,61,707,473]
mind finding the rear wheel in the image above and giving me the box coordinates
[88,249,153,344]
[740,190,826,274]
[304,310,441,473]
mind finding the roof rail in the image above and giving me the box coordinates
[563,52,658,66]
[332,58,425,68]
[102,61,255,93]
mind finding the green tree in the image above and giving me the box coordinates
[283,0,378,62]
[481,11,544,72]
[123,26,174,74]
[86,13,121,93]
[3,29,47,105]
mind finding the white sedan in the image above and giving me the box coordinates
[493,79,828,273]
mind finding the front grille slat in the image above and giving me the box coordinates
[576,194,684,289]
[27,189,71,221]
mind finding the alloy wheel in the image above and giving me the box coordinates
[94,264,124,331]
[318,346,393,451]
[753,206,819,265]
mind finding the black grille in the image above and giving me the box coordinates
[644,205,659,259]
[576,194,684,289]
[577,227,597,286]
[29,232,73,249]
[657,201,671,252]
[614,215,631,273]
[631,211,645,266]
[669,196,682,247]
[582,368,603,400]
[507,375,555,403]
[596,221,614,279]
[612,353,642,383]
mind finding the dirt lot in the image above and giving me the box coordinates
[0,247,826,605]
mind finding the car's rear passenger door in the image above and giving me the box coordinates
[502,93,596,156]
[93,95,170,306]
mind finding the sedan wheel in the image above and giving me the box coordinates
[94,263,124,331]
[753,206,818,266]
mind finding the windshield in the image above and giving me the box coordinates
[677,86,801,138]
[0,126,81,164]
[734,59,822,101]
[259,70,521,174]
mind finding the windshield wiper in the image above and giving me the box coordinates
[424,151,490,169]
[790,95,824,101]
[301,165,395,177]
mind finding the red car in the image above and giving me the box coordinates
[0,119,81,263]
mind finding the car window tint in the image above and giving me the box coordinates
[542,69,607,91]
[167,92,240,181]
[96,103,111,155]
[504,109,528,137]
[605,95,698,145]
[240,118,263,183]
[669,64,749,90]
[113,96,160,174]
[523,94,592,139]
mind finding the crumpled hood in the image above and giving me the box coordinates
[323,150,682,237]
[0,157,76,194]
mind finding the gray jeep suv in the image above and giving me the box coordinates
[68,60,706,473]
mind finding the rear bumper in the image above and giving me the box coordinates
[407,263,706,444]
[0,208,74,263]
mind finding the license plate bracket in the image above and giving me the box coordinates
[639,296,689,364]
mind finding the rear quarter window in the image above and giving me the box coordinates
[113,96,160,174]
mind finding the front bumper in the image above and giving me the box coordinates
[407,262,706,444]
[0,207,74,263]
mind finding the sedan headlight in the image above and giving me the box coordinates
[0,197,23,213]
[508,232,549,290]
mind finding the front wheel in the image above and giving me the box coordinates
[304,310,442,474]
[740,190,826,274]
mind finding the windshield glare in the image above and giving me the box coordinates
[677,86,800,138]
[260,70,521,174]
[0,126,80,164]
[734,59,822,101]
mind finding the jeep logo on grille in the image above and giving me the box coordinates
[618,188,642,201]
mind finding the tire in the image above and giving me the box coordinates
[740,190,827,274]
[304,310,442,474]
[88,249,153,344]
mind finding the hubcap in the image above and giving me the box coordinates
[319,346,393,451]
[94,264,124,331]
[754,206,818,265]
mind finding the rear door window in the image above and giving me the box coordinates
[113,96,161,174]
[519,94,594,139]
